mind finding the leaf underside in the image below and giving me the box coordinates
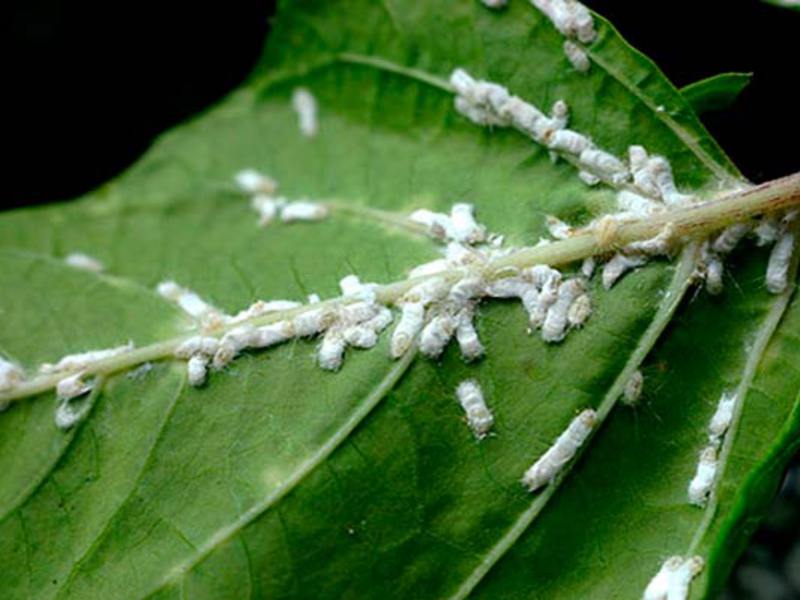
[1,1,798,599]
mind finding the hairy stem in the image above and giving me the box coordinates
[3,172,800,406]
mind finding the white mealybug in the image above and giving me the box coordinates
[0,358,24,392]
[766,230,795,294]
[522,409,597,492]
[625,223,675,257]
[403,278,451,306]
[291,87,318,138]
[616,190,666,218]
[579,148,628,181]
[318,330,347,371]
[251,194,285,226]
[56,372,92,401]
[157,280,223,320]
[409,208,452,240]
[419,313,457,358]
[250,321,294,349]
[566,293,592,328]
[54,397,92,431]
[64,252,104,273]
[454,96,506,127]
[307,293,321,304]
[708,391,736,442]
[391,302,425,358]
[292,306,336,338]
[545,215,573,240]
[39,342,134,374]
[667,556,705,600]
[711,222,752,255]
[642,556,684,600]
[542,279,584,342]
[408,258,451,279]
[235,169,277,195]
[550,100,569,130]
[620,370,643,406]
[174,336,220,359]
[581,256,596,279]
[704,254,724,296]
[531,0,597,43]
[480,0,507,8]
[455,308,484,361]
[280,201,329,223]
[548,128,591,155]
[563,40,590,73]
[688,445,718,507]
[448,276,486,307]
[754,216,781,247]
[578,170,601,186]
[339,275,378,302]
[456,379,493,438]
[342,325,378,349]
[187,355,209,387]
[650,157,693,206]
[486,277,530,299]
[449,203,487,244]
[503,97,547,137]
[602,253,647,290]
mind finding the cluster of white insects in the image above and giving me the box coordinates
[236,168,329,225]
[2,3,797,597]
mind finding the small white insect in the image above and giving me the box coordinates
[291,87,318,138]
[449,276,486,308]
[0,358,24,392]
[391,302,425,358]
[409,208,452,240]
[456,379,493,438]
[342,325,378,349]
[649,157,693,206]
[292,306,336,337]
[522,409,597,492]
[550,100,569,129]
[766,230,795,294]
[698,242,725,295]
[64,252,104,273]
[40,342,134,375]
[625,223,675,257]
[454,96,506,127]
[403,278,451,306]
[545,215,573,240]
[542,279,584,342]
[581,256,596,279]
[566,293,592,328]
[486,277,530,299]
[251,194,285,226]
[711,222,752,255]
[688,445,718,507]
[480,0,508,8]
[531,0,597,43]
[642,556,684,600]
[174,336,220,359]
[307,293,321,304]
[473,81,511,115]
[56,372,92,401]
[708,391,736,441]
[579,148,628,180]
[548,129,591,155]
[318,330,347,371]
[339,275,378,302]
[754,216,781,247]
[187,355,209,387]
[280,201,329,223]
[250,321,294,349]
[602,253,648,290]
[616,190,666,217]
[455,308,484,361]
[620,370,643,406]
[503,97,547,136]
[54,397,92,431]
[563,40,590,73]
[667,556,705,600]
[419,313,457,358]
[157,281,223,320]
[578,170,601,186]
[449,203,487,244]
[235,169,277,195]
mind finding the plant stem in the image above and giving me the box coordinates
[3,172,800,406]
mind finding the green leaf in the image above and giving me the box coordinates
[763,0,800,11]
[0,2,798,599]
[681,73,752,114]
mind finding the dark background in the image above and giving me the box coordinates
[3,1,800,209]
[4,1,800,597]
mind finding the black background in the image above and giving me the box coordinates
[4,1,800,209]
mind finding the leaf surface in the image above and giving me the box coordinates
[681,72,752,114]
[0,2,798,599]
